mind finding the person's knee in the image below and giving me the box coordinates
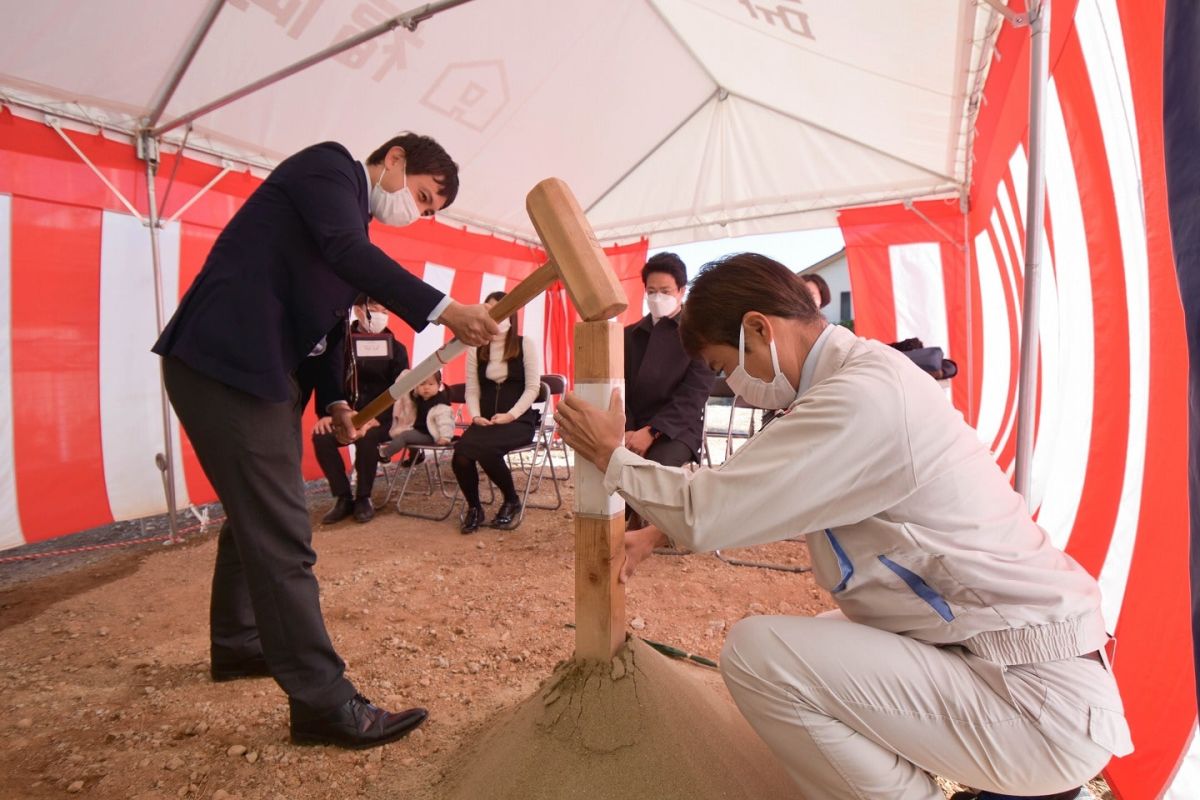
[720,615,781,685]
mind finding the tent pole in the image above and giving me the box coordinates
[138,132,182,543]
[152,0,476,138]
[1013,0,1051,505]
[145,0,225,128]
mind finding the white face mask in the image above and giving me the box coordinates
[646,292,679,321]
[362,310,389,334]
[725,322,797,410]
[492,318,511,339]
[369,166,421,227]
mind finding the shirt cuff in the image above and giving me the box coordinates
[427,295,452,323]
[603,446,647,495]
[326,400,351,413]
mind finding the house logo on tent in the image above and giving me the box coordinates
[421,61,510,132]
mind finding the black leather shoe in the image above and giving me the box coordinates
[211,655,271,683]
[491,500,521,528]
[400,451,426,468]
[321,496,354,525]
[353,496,375,523]
[461,505,485,535]
[289,694,427,750]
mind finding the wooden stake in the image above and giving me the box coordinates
[572,319,625,662]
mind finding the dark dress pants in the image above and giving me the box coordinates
[162,357,356,712]
[312,420,390,499]
[451,420,535,506]
[643,435,696,468]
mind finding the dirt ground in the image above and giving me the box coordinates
[0,472,1111,800]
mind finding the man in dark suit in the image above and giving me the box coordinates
[153,134,497,749]
[312,295,409,525]
[624,252,716,470]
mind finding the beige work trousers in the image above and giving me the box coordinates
[720,613,1131,799]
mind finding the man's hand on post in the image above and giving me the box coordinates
[437,300,499,347]
[554,388,625,473]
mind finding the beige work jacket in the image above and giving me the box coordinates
[604,324,1109,666]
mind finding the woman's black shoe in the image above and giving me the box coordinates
[491,500,522,528]
[461,505,485,534]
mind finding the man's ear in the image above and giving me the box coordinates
[386,145,407,170]
[742,311,772,348]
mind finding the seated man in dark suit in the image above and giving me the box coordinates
[624,252,716,470]
[153,133,497,750]
[312,295,409,525]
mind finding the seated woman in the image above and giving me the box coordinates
[555,253,1130,800]
[453,291,542,534]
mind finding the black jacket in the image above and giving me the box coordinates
[152,141,443,410]
[623,312,716,458]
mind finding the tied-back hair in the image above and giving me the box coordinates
[478,290,521,363]
[679,253,820,357]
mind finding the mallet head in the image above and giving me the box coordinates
[526,179,628,322]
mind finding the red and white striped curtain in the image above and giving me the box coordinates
[0,110,646,551]
[840,1,1193,796]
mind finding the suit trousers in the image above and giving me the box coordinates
[720,612,1125,799]
[312,423,389,499]
[162,357,357,712]
[643,435,695,468]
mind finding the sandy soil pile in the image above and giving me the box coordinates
[430,637,803,800]
[0,478,1111,799]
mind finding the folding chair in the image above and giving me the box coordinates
[531,373,572,480]
[390,383,475,520]
[501,381,563,527]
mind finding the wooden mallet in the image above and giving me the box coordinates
[350,177,626,429]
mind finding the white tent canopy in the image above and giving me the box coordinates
[0,0,997,245]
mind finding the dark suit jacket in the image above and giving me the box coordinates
[153,141,443,410]
[624,312,716,458]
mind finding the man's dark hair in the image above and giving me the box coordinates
[641,252,687,290]
[801,273,831,308]
[367,132,460,208]
[679,253,820,357]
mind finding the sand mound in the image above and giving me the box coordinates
[428,637,804,800]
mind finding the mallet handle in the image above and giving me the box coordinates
[350,260,559,428]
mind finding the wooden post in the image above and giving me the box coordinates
[573,319,625,662]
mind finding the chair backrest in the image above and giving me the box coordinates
[540,373,567,396]
[444,382,466,404]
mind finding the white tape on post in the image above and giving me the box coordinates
[571,381,625,518]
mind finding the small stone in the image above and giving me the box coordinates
[212,791,230,800]
[401,757,416,768]
[165,756,185,770]
[610,657,627,680]
[466,662,480,674]
[245,751,258,764]
[16,718,32,729]
[226,745,247,757]
[418,677,431,688]
[98,628,109,637]
[435,656,449,669]
[630,617,646,631]
[748,602,766,614]
[67,781,84,793]
[475,541,485,549]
